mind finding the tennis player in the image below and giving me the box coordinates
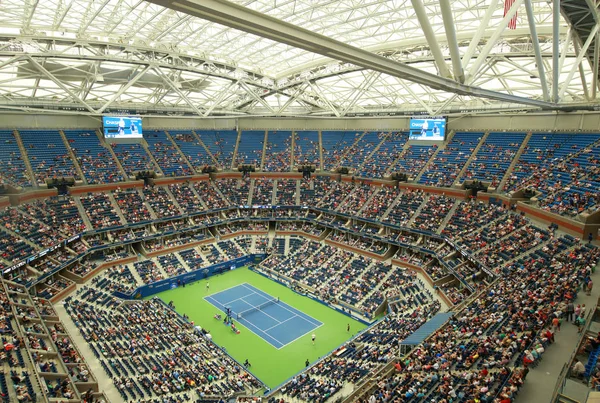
[311,333,316,345]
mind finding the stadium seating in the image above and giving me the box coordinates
[19,130,80,183]
[144,131,193,177]
[419,132,483,186]
[460,132,526,186]
[359,131,408,178]
[322,130,361,171]
[63,129,123,184]
[2,127,600,403]
[264,130,292,171]
[169,130,214,169]
[0,130,30,187]
[237,131,265,167]
[294,131,320,166]
[195,130,238,169]
[111,143,157,177]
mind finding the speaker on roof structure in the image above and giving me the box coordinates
[134,170,156,186]
[391,172,408,182]
[297,164,316,179]
[237,164,256,173]
[464,180,488,197]
[46,177,76,195]
[337,167,349,175]
[201,165,217,174]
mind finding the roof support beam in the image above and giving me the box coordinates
[341,71,381,116]
[462,0,499,69]
[553,0,561,102]
[398,81,435,115]
[524,0,550,101]
[573,37,591,100]
[559,24,598,98]
[467,0,525,82]
[27,56,97,114]
[144,0,555,109]
[239,81,275,114]
[203,80,236,117]
[308,81,340,117]
[410,0,452,79]
[439,0,464,83]
[97,64,152,113]
[593,31,599,99]
[153,67,205,116]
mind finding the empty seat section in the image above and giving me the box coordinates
[236,131,265,166]
[0,130,30,187]
[294,131,320,166]
[170,130,213,169]
[19,130,79,183]
[63,129,122,184]
[196,130,238,169]
[264,130,292,171]
[419,132,483,186]
[460,132,526,186]
[143,131,192,176]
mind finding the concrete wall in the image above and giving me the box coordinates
[3,111,600,132]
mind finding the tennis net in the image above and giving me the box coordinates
[236,297,279,319]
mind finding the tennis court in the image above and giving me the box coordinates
[205,283,322,348]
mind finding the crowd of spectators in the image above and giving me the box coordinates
[64,295,263,401]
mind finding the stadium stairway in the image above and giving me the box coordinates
[384,139,413,177]
[356,186,383,216]
[59,130,86,183]
[436,199,461,234]
[164,130,196,173]
[497,131,533,191]
[173,251,193,272]
[230,130,242,170]
[152,256,173,279]
[13,130,36,188]
[379,191,406,220]
[271,180,278,206]
[95,129,128,179]
[183,183,209,210]
[53,300,123,403]
[140,140,164,176]
[162,186,185,214]
[138,188,158,220]
[208,180,232,205]
[406,194,431,227]
[107,192,128,225]
[354,132,390,174]
[247,179,255,206]
[73,197,94,231]
[414,132,453,183]
[190,130,220,166]
[331,131,368,172]
[453,131,489,186]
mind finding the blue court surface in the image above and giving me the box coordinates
[205,283,322,349]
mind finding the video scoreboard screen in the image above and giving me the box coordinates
[409,117,446,141]
[103,116,143,138]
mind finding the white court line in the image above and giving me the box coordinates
[242,283,322,327]
[263,314,298,332]
[205,282,249,298]
[216,283,323,349]
[277,322,324,350]
[204,295,284,348]
[238,296,282,324]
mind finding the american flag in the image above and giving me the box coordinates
[504,0,518,30]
